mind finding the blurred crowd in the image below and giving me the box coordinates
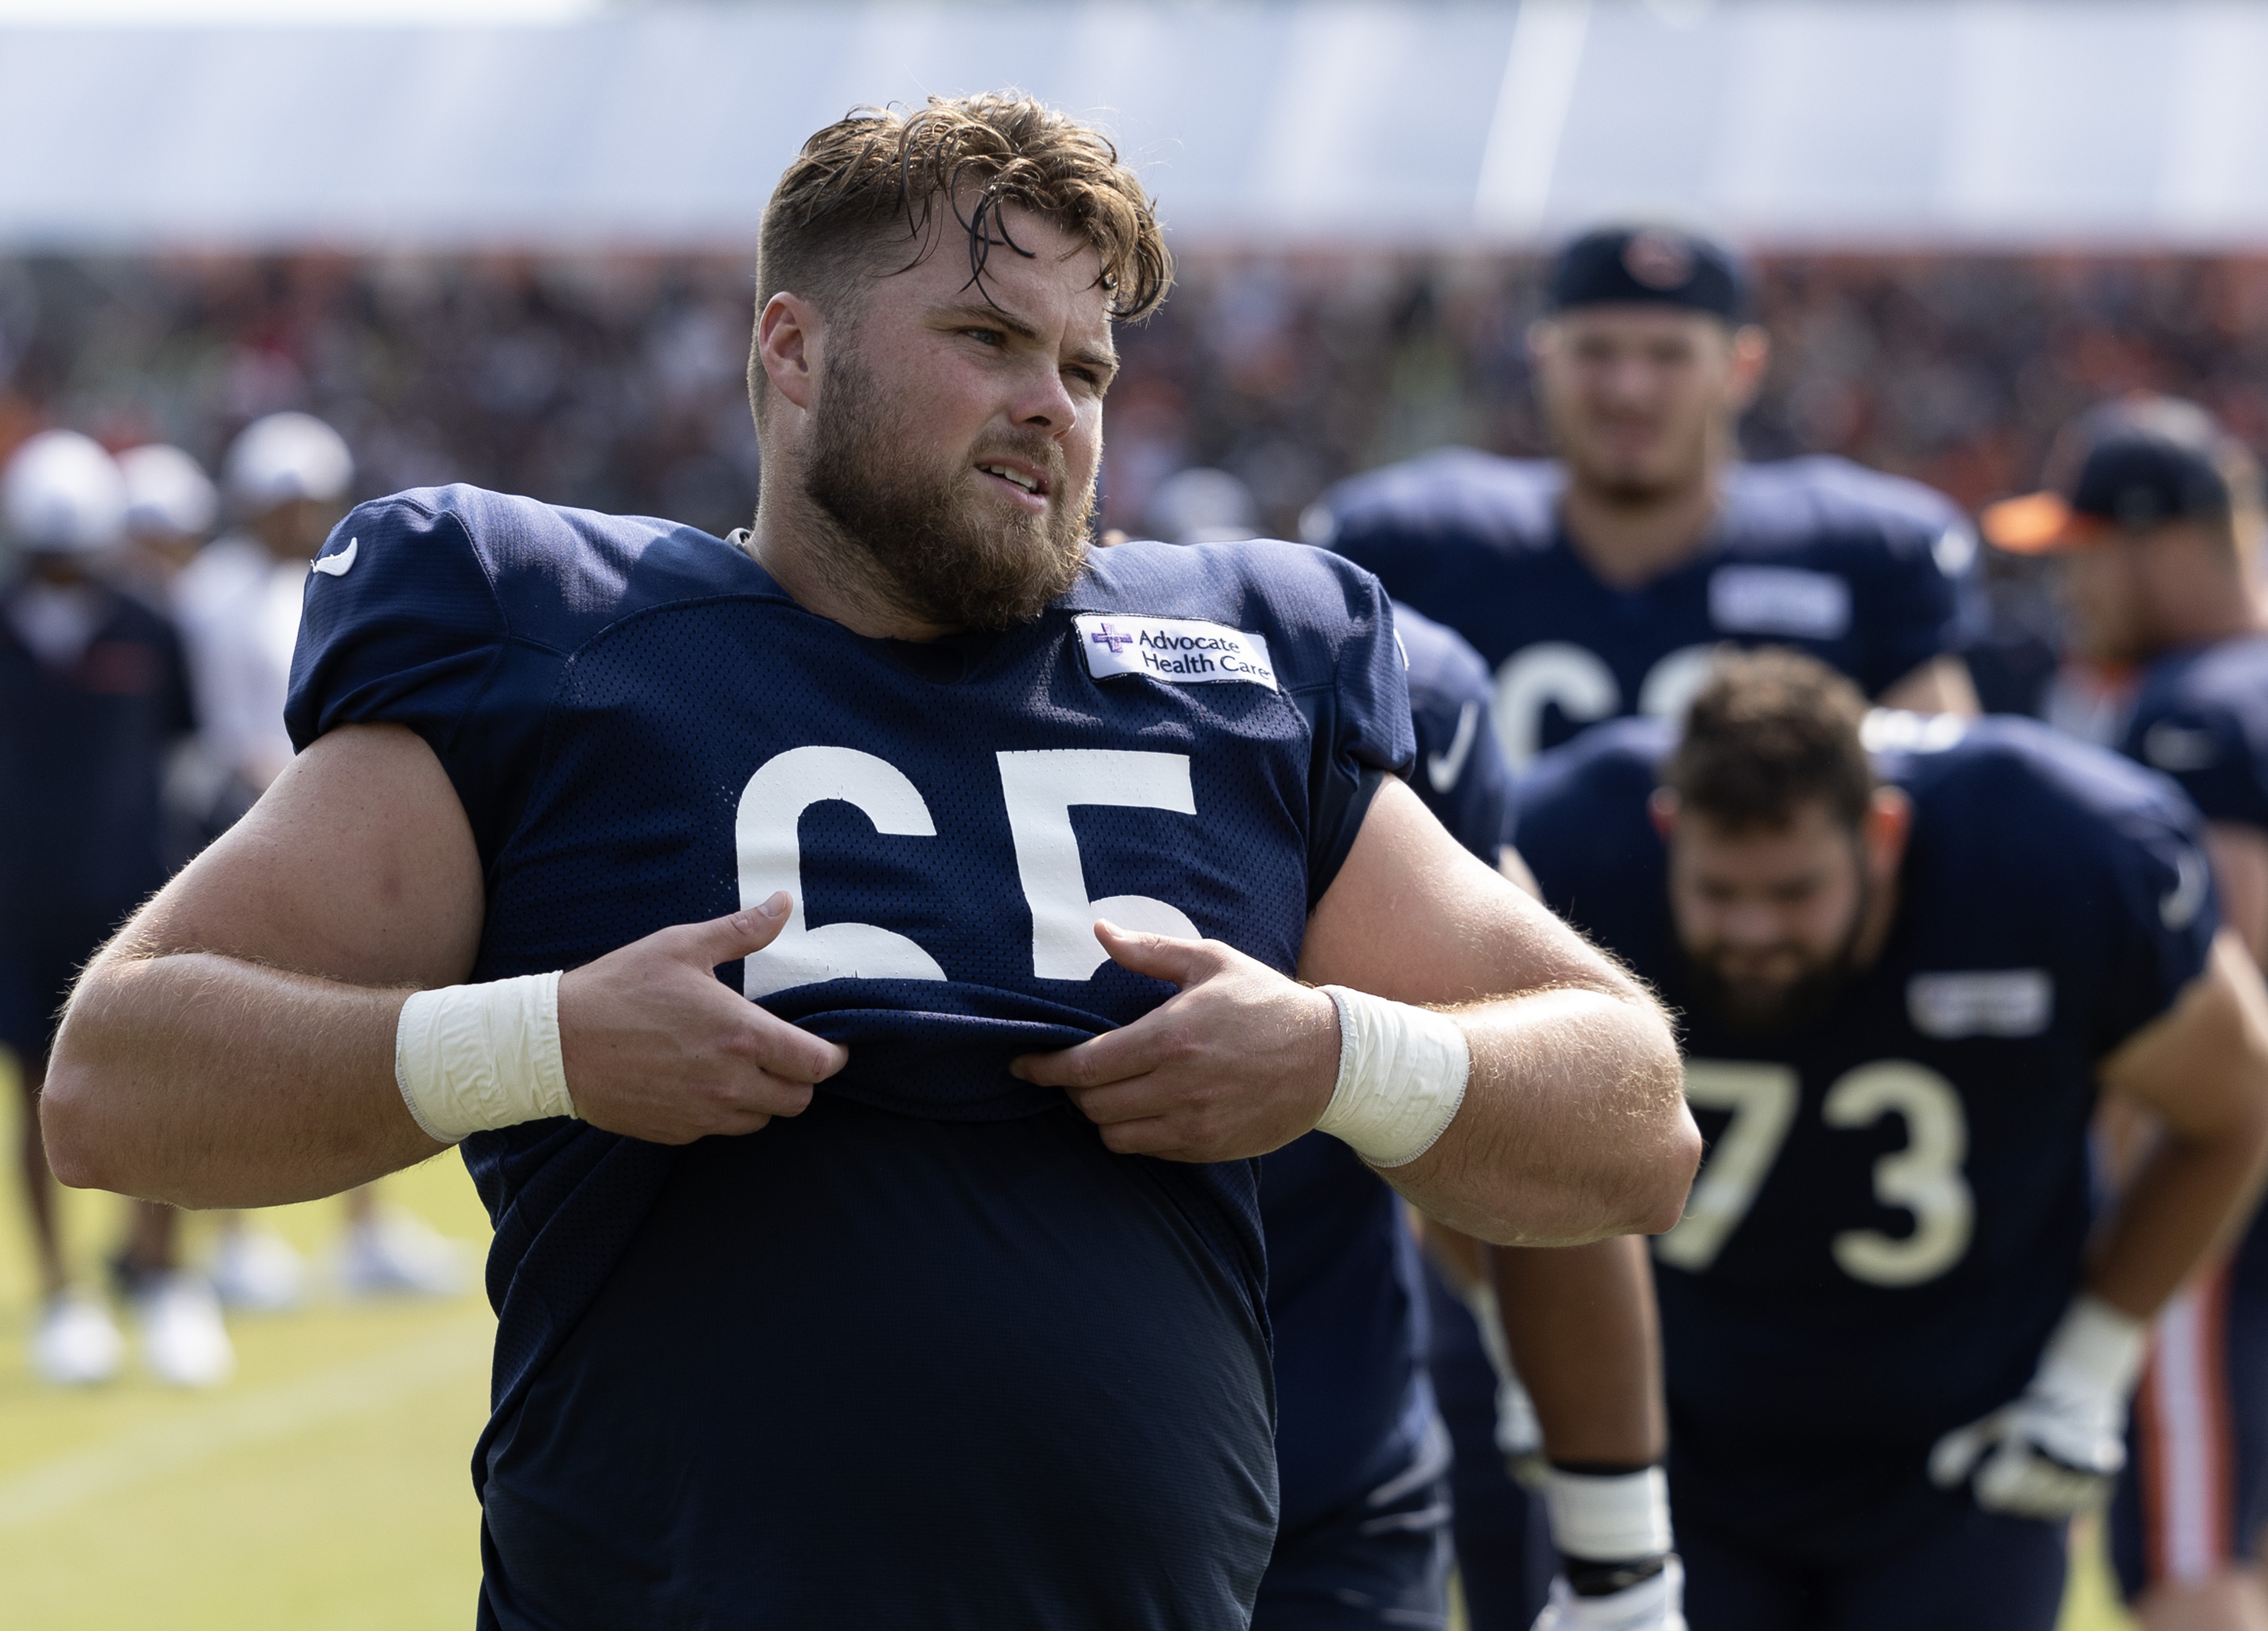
[10,250,2268,553]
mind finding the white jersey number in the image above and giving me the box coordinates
[1656,1057,1975,1287]
[1492,641,1718,771]
[1822,1062,1974,1286]
[737,744,1199,997]
[1654,1062,1800,1272]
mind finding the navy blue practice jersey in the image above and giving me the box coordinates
[1397,601,1513,861]
[2119,635,2268,1307]
[1509,714,2216,1564]
[2124,635,2268,834]
[285,487,1414,1631]
[1261,603,1505,1545]
[1318,451,1973,771]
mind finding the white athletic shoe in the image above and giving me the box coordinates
[32,1288,124,1386]
[338,1211,464,1299]
[135,1273,235,1389]
[208,1225,307,1312]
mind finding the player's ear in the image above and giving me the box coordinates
[1864,785,1912,880]
[1725,323,1771,412]
[1648,786,1681,841]
[756,293,822,415]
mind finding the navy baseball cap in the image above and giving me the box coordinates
[1983,395,2244,554]
[1547,226,1747,323]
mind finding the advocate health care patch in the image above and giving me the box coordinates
[1074,614,1278,690]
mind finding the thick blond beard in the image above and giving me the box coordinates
[802,340,1093,632]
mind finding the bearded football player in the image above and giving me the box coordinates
[41,96,1695,1630]
[1511,649,2268,1631]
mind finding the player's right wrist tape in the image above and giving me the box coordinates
[394,973,578,1144]
[1543,1464,1673,1570]
[1316,986,1469,1167]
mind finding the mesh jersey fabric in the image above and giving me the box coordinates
[286,485,1414,1628]
[1509,713,2217,1564]
[1320,450,1972,770]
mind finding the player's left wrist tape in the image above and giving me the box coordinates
[1315,986,1470,1168]
[395,973,578,1144]
[2037,1292,2148,1405]
[1543,1464,1673,1564]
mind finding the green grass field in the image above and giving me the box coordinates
[0,1072,2136,1629]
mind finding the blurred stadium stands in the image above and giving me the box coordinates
[7,248,2264,547]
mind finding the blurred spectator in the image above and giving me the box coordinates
[1143,466,1260,546]
[0,429,229,1388]
[116,441,217,599]
[3,250,2266,713]
[171,412,463,1307]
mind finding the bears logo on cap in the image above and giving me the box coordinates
[1622,230,1696,292]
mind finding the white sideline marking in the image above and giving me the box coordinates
[0,1311,491,1529]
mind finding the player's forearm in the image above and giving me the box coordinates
[2088,1118,2268,1319]
[1382,987,1696,1245]
[1490,1235,1666,1465]
[43,945,438,1210]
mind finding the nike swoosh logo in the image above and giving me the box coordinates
[1427,700,1481,793]
[2161,847,2208,931]
[311,538,358,577]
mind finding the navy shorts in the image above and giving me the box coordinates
[1423,1265,1554,1630]
[1253,1456,1454,1630]
[1680,1502,2068,1631]
[2111,1220,2268,1598]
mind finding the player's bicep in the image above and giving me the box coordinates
[1299,774,1636,1004]
[2100,933,2268,1141]
[121,722,484,989]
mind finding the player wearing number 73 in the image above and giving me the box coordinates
[1509,649,2268,1631]
[34,95,1696,1629]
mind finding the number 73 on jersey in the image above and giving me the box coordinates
[1657,1060,1976,1288]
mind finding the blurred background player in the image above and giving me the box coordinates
[1395,601,1683,1631]
[116,443,219,604]
[1985,397,2268,1631]
[1143,504,1690,1629]
[0,429,230,1388]
[1509,650,2268,1631]
[1310,225,1981,776]
[170,411,461,1307]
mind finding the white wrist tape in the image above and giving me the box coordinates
[2038,1292,2149,1403]
[1317,986,1470,1168]
[1543,1465,1673,1562]
[394,972,577,1144]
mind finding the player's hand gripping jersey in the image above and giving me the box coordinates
[1509,714,2215,1564]
[1317,451,1973,770]
[286,487,1414,1630]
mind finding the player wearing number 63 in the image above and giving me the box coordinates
[37,95,1697,1630]
[1508,649,2268,1631]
